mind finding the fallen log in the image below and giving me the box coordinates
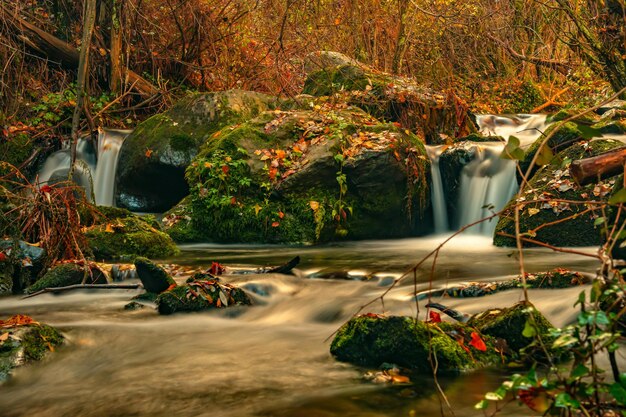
[569,146,626,185]
[23,283,141,299]
[0,5,158,99]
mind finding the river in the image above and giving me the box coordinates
[0,235,602,416]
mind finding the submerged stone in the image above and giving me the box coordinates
[26,263,107,294]
[134,257,176,294]
[0,319,64,382]
[156,280,252,315]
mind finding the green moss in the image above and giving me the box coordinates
[330,315,500,373]
[0,323,63,381]
[85,214,179,260]
[591,119,626,135]
[26,263,106,294]
[458,133,505,143]
[21,324,64,361]
[495,139,624,247]
[469,302,553,352]
[501,80,544,114]
[156,280,252,314]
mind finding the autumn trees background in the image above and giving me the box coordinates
[0,0,624,140]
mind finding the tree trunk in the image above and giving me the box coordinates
[109,0,123,93]
[569,146,626,185]
[0,3,157,98]
[69,0,97,167]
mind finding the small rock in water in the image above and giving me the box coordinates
[124,301,145,311]
[134,257,176,293]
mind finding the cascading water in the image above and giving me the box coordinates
[427,114,549,236]
[37,128,131,206]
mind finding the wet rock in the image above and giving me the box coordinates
[115,90,276,212]
[134,257,176,294]
[26,263,107,294]
[468,301,554,352]
[156,279,252,315]
[0,240,47,295]
[123,301,146,311]
[164,107,432,244]
[438,141,479,226]
[330,314,500,373]
[0,317,64,382]
[495,139,624,247]
[84,206,179,260]
[302,52,475,144]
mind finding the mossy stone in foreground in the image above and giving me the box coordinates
[330,315,499,373]
[26,263,107,294]
[156,280,252,315]
[0,324,64,382]
[134,257,176,294]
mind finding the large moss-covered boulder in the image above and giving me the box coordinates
[156,279,252,314]
[115,90,277,212]
[134,257,176,293]
[330,315,499,373]
[0,317,64,382]
[163,106,432,243]
[26,263,107,294]
[494,139,624,247]
[84,206,179,260]
[302,51,475,144]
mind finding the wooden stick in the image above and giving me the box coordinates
[23,284,141,299]
[570,146,626,185]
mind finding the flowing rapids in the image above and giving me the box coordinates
[0,238,602,417]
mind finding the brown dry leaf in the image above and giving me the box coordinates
[0,314,39,328]
[391,374,411,384]
[0,332,8,342]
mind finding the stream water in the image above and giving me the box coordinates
[0,236,604,417]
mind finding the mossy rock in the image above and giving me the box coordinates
[164,107,432,243]
[519,122,590,181]
[469,301,553,352]
[302,51,476,144]
[591,119,626,135]
[330,315,500,373]
[115,90,277,212]
[134,257,176,293]
[156,280,252,315]
[85,210,179,260]
[545,110,597,124]
[0,322,64,382]
[0,133,34,176]
[26,263,107,294]
[457,133,506,143]
[494,139,624,247]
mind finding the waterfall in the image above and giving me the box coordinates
[456,144,518,235]
[426,146,449,233]
[37,128,131,206]
[427,114,549,236]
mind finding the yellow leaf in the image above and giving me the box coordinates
[527,208,540,217]
[105,223,114,233]
[254,204,262,216]
[98,48,107,57]
[309,201,320,211]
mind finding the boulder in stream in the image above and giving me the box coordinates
[156,279,252,315]
[163,106,432,243]
[115,90,277,212]
[134,257,176,294]
[0,315,64,382]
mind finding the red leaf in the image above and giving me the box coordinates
[40,184,52,194]
[428,311,442,323]
[230,197,237,205]
[221,165,230,175]
[271,221,280,227]
[278,211,285,219]
[0,252,6,262]
[469,331,487,351]
[209,262,225,275]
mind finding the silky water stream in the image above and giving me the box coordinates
[1,114,616,416]
[0,237,602,417]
